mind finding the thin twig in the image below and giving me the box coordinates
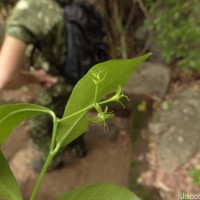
[135,0,153,55]
[125,0,136,32]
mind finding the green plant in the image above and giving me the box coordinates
[144,0,200,71]
[0,53,151,200]
[95,0,133,59]
[189,168,200,186]
[95,0,150,59]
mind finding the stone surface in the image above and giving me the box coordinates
[123,62,171,100]
[148,88,200,173]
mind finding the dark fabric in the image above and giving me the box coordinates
[61,2,107,84]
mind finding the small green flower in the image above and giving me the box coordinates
[111,85,130,108]
[88,105,114,133]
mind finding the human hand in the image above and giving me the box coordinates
[33,69,58,89]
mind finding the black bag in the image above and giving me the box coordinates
[62,2,107,84]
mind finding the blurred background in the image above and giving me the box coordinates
[1,0,200,199]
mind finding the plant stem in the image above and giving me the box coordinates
[99,96,116,105]
[29,151,54,200]
[50,119,58,151]
[29,117,59,200]
[94,83,99,103]
[58,104,94,122]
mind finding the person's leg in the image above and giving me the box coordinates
[51,92,87,158]
[67,135,87,157]
[48,77,87,158]
[28,85,65,171]
[28,114,65,171]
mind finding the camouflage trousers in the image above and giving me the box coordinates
[28,77,86,168]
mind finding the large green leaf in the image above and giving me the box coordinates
[0,151,23,200]
[56,113,88,146]
[90,54,151,101]
[56,72,95,146]
[57,183,141,200]
[56,53,151,146]
[0,103,53,146]
[65,53,151,115]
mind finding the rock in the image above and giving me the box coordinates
[123,62,171,101]
[148,122,168,135]
[148,88,200,173]
[9,140,38,185]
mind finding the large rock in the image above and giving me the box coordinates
[148,88,200,173]
[123,62,171,100]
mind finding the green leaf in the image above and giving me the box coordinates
[56,53,151,146]
[56,113,88,146]
[0,151,23,200]
[0,103,53,146]
[90,53,152,101]
[57,183,141,200]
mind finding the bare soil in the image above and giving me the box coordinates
[1,86,131,200]
[2,69,200,200]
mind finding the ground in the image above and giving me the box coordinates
[1,68,200,200]
[1,86,131,200]
[128,69,200,200]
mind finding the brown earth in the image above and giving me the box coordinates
[1,87,131,200]
[1,67,200,200]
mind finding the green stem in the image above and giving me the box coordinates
[50,119,58,151]
[93,83,99,103]
[58,95,116,124]
[99,96,117,105]
[29,91,121,199]
[58,104,94,122]
[29,116,59,200]
[29,151,54,200]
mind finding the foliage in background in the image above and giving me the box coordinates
[189,168,200,186]
[144,0,200,71]
[93,0,148,59]
[94,0,134,59]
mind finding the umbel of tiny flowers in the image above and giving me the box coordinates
[88,104,114,132]
[89,85,129,132]
[109,85,130,108]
